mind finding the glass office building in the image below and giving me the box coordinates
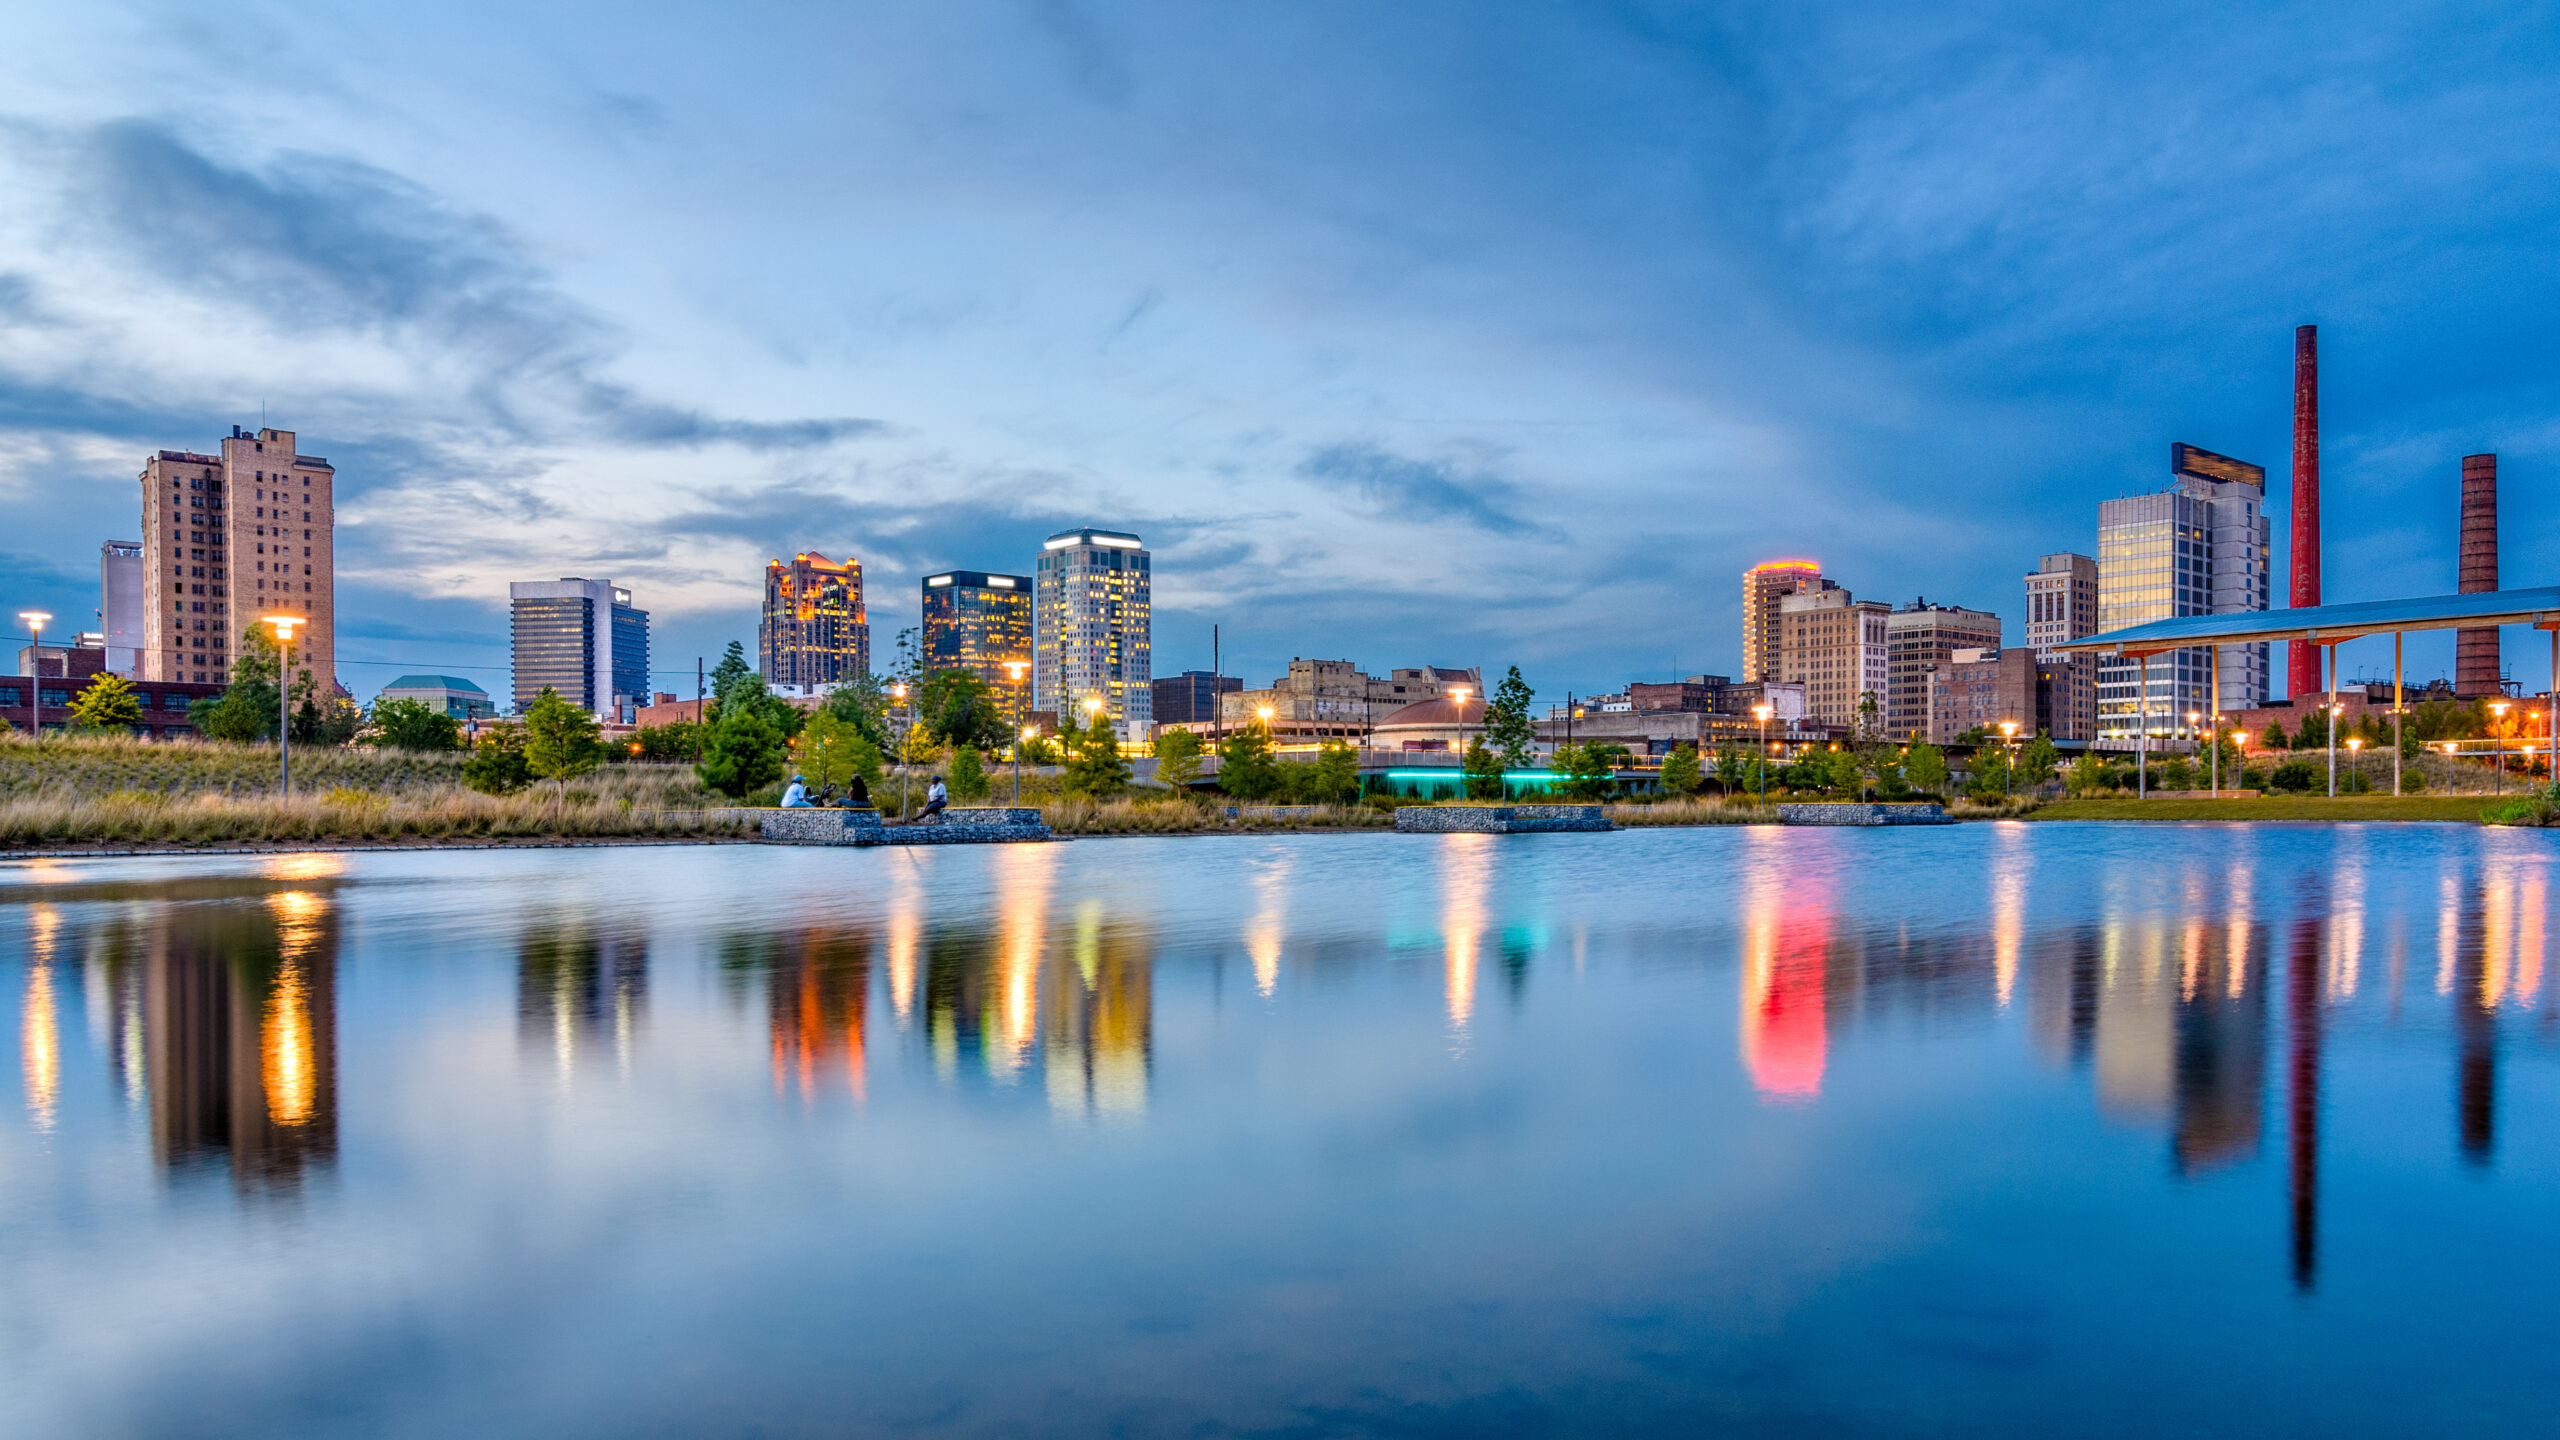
[508,577,649,718]
[2095,445,2269,746]
[922,569,1033,721]
[1034,529,1151,743]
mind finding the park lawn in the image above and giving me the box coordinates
[2031,794,2495,823]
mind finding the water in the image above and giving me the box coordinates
[3,825,2556,1438]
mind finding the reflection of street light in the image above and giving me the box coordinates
[16,610,48,734]
[262,615,302,796]
[1752,703,1774,807]
[1999,720,2020,800]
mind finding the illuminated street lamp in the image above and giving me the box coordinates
[2326,702,2344,798]
[1003,659,1029,730]
[891,682,910,818]
[16,610,48,735]
[2345,736,2364,793]
[1015,724,1037,803]
[2489,700,2511,794]
[1999,720,2020,800]
[1752,703,1774,807]
[262,615,302,796]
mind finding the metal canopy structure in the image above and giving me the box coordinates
[2055,585,2560,658]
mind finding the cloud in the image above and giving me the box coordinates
[1295,443,1558,539]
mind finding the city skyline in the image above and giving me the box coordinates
[5,5,2558,707]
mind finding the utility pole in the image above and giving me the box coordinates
[695,656,704,764]
[1211,624,1221,745]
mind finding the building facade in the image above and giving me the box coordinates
[139,427,336,690]
[1885,601,2002,741]
[1205,661,1480,742]
[376,673,497,721]
[1742,560,1830,683]
[2024,552,2100,657]
[1,645,221,738]
[922,569,1032,719]
[1151,670,1239,726]
[1777,587,1890,730]
[1034,528,1151,743]
[509,578,650,718]
[2096,444,2272,747]
[759,552,868,688]
[101,541,144,675]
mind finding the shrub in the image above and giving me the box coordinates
[949,745,990,801]
[2268,758,2318,793]
[462,724,534,795]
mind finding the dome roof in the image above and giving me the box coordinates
[1375,696,1487,728]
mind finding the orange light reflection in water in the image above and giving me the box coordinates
[992,845,1056,1077]
[1440,838,1489,1035]
[1740,834,1826,1100]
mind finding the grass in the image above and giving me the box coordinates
[0,733,721,807]
[2032,794,2496,823]
[0,789,758,848]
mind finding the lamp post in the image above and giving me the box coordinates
[891,682,909,818]
[262,616,301,796]
[2489,700,2510,794]
[1015,725,1034,803]
[1447,685,1473,793]
[16,610,49,735]
[2325,702,2343,799]
[1999,720,2020,799]
[2345,736,2364,794]
[1752,703,1773,807]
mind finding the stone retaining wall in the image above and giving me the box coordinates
[757,806,1052,846]
[1776,803,1953,826]
[1394,805,1612,834]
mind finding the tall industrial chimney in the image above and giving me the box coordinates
[2457,453,2500,696]
[2287,324,2321,697]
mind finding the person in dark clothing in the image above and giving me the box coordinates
[919,775,949,821]
[843,775,871,807]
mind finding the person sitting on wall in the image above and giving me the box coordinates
[780,774,813,808]
[843,774,871,808]
[918,774,949,822]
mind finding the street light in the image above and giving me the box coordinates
[1999,720,2020,800]
[2345,735,2364,794]
[16,611,48,735]
[1016,724,1036,803]
[1752,703,1773,807]
[262,615,302,796]
[891,682,910,818]
[2489,700,2511,794]
[2326,702,2344,798]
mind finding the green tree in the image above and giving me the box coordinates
[948,744,990,801]
[1906,743,1949,795]
[2260,719,2290,751]
[1823,747,1864,796]
[1063,713,1132,799]
[1153,727,1204,789]
[463,721,534,795]
[1217,720,1280,799]
[1658,742,1703,798]
[1305,740,1360,804]
[2016,732,2059,793]
[68,674,145,732]
[1555,742,1614,800]
[821,672,892,746]
[1968,745,2013,801]
[631,721,701,761]
[709,641,758,710]
[2293,708,2331,751]
[918,668,1010,751]
[795,711,866,797]
[366,696,463,751]
[1714,744,1749,795]
[1483,667,1536,769]
[1462,736,1504,799]
[697,705,786,799]
[523,687,605,798]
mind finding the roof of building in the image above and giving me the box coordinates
[1375,697,1488,727]
[379,674,489,694]
[2056,586,2560,658]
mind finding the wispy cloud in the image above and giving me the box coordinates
[1295,443,1558,539]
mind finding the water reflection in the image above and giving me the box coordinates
[518,924,650,1079]
[1739,830,1827,1100]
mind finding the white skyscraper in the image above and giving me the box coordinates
[1034,527,1151,743]
[2096,444,2271,746]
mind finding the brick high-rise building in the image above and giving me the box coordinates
[1776,585,1889,731]
[1742,560,1830,683]
[1885,600,2001,741]
[140,428,336,689]
[1035,528,1151,743]
[922,569,1033,720]
[2024,553,2099,657]
[760,551,868,688]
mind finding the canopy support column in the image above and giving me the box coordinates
[2326,642,2338,799]
[2209,645,2222,798]
[2549,626,2557,790]
[2138,653,2150,799]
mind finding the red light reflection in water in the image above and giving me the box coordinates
[1740,846,1828,1100]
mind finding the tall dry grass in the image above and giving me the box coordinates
[0,787,756,847]
[0,733,721,807]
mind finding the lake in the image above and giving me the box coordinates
[4,824,2556,1437]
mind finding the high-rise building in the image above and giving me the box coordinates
[1742,560,1829,683]
[100,541,144,676]
[1035,528,1151,743]
[1152,670,1239,726]
[1776,586,1890,730]
[139,427,336,689]
[2096,444,2271,746]
[759,551,868,688]
[922,569,1033,719]
[1884,600,2001,741]
[2024,553,2100,657]
[509,578,649,718]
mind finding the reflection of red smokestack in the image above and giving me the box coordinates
[2288,325,2321,697]
[2457,454,2500,697]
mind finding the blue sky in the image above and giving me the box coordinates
[3,0,2557,703]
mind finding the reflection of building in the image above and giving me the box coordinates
[1044,917,1153,1118]
[517,926,649,1069]
[137,893,341,1194]
[762,551,870,689]
[2172,926,2265,1174]
[1739,840,1828,1098]
[2097,444,2269,745]
[1034,528,1151,743]
[510,577,650,718]
[762,932,871,1102]
[922,569,1031,720]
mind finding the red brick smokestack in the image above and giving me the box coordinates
[2287,325,2321,697]
[2457,453,2500,696]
